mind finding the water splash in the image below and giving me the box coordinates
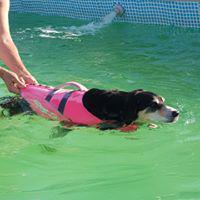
[65,11,117,36]
[184,112,196,125]
[176,103,196,126]
[37,11,118,39]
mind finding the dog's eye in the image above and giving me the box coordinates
[149,102,160,112]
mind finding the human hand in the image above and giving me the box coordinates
[18,70,38,85]
[0,68,26,94]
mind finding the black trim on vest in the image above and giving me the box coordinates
[57,91,75,114]
[45,89,58,102]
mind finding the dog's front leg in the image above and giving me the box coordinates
[118,124,138,132]
[97,120,123,130]
[60,120,75,128]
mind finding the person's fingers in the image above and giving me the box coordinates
[19,76,26,84]
[14,76,26,88]
[16,80,26,88]
[23,75,38,85]
[17,71,38,85]
[7,77,25,94]
[28,76,38,84]
[1,69,26,94]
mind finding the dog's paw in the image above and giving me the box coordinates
[60,120,75,128]
[148,123,158,129]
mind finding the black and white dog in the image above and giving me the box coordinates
[0,88,179,131]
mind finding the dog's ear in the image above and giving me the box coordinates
[121,92,140,125]
[158,96,165,103]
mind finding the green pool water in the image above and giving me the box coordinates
[0,13,200,200]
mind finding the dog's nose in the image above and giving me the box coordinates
[172,111,179,118]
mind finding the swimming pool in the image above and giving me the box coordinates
[10,0,200,28]
[0,12,200,200]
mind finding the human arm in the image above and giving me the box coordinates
[0,0,37,84]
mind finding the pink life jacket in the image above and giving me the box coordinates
[21,82,102,125]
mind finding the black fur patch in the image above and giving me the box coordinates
[0,96,33,116]
[83,88,158,126]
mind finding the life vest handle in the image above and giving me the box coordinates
[54,82,88,91]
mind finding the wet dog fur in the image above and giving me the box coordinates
[0,88,179,130]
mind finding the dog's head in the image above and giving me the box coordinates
[131,89,179,123]
[82,88,179,127]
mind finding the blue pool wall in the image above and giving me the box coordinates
[10,0,200,28]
